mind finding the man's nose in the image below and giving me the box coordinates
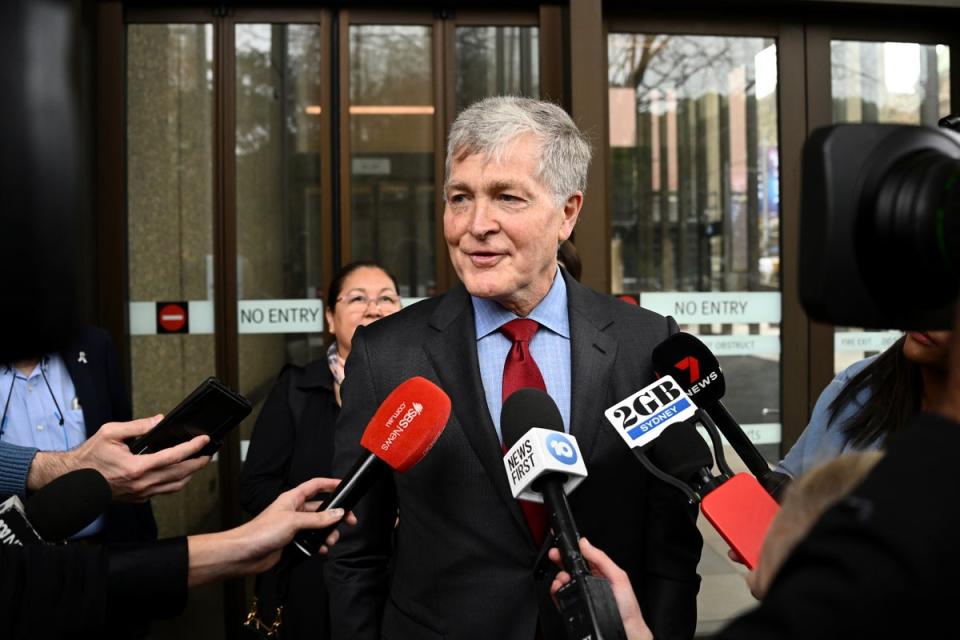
[468,198,499,239]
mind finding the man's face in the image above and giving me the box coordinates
[443,134,582,316]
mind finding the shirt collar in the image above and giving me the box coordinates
[2,356,50,379]
[472,268,570,340]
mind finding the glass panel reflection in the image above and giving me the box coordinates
[607,34,781,449]
[235,24,326,438]
[455,26,539,113]
[350,25,435,297]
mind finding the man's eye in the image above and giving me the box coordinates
[498,194,521,202]
[450,194,467,203]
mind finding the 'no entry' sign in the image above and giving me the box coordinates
[156,302,189,334]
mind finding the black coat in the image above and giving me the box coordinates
[59,325,156,543]
[240,359,340,639]
[718,412,960,639]
[325,271,703,640]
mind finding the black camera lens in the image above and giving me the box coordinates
[856,129,960,316]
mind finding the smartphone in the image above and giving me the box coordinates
[700,473,780,570]
[127,377,252,456]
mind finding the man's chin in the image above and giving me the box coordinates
[460,274,509,301]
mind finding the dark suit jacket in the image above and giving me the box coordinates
[325,271,702,640]
[59,325,156,543]
[240,360,339,639]
[717,412,960,640]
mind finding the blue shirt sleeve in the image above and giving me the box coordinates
[777,355,879,479]
[0,441,39,497]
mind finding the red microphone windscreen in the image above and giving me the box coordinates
[701,473,779,569]
[360,377,451,472]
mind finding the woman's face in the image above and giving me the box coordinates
[902,330,952,369]
[325,267,400,357]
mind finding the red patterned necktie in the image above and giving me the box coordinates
[500,318,548,547]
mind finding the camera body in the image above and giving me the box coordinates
[800,123,960,329]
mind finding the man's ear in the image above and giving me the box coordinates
[559,191,584,241]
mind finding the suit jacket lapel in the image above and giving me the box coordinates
[565,272,617,464]
[61,335,101,437]
[422,284,532,543]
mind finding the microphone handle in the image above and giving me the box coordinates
[536,475,590,577]
[292,453,387,556]
[706,401,775,487]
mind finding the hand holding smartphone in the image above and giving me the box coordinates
[127,377,252,457]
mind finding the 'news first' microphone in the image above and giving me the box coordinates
[652,332,781,495]
[0,468,111,546]
[293,376,451,556]
[502,389,626,640]
[647,421,779,570]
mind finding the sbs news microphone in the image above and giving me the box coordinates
[652,332,787,498]
[646,420,779,569]
[501,388,626,640]
[292,376,451,556]
[0,468,111,546]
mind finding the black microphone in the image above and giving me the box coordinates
[501,388,626,640]
[0,468,111,546]
[652,332,786,498]
[646,419,725,498]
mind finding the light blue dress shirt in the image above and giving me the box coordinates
[0,356,104,537]
[473,270,571,443]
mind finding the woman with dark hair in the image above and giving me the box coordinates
[239,261,401,639]
[777,330,950,479]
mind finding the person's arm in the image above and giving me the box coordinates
[26,416,210,500]
[638,462,703,640]
[239,367,299,516]
[189,476,351,586]
[0,442,39,497]
[324,327,397,640]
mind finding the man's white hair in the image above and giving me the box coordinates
[445,96,592,207]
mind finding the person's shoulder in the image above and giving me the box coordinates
[359,294,447,342]
[570,281,670,328]
[835,353,880,385]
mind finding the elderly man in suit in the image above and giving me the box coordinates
[325,96,703,640]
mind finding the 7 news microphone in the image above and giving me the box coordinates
[0,468,111,546]
[292,376,451,556]
[603,375,779,569]
[501,388,626,640]
[652,332,789,499]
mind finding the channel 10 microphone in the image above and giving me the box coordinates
[646,420,779,570]
[652,332,783,496]
[0,468,111,546]
[502,388,626,640]
[293,376,451,556]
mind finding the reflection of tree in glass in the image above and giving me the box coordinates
[235,25,323,156]
[609,34,747,109]
[455,27,539,113]
[350,26,432,105]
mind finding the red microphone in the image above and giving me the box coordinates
[293,377,451,556]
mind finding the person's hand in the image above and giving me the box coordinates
[28,415,211,500]
[549,537,653,640]
[187,477,357,586]
[72,415,211,501]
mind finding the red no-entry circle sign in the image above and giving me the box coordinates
[157,302,189,334]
